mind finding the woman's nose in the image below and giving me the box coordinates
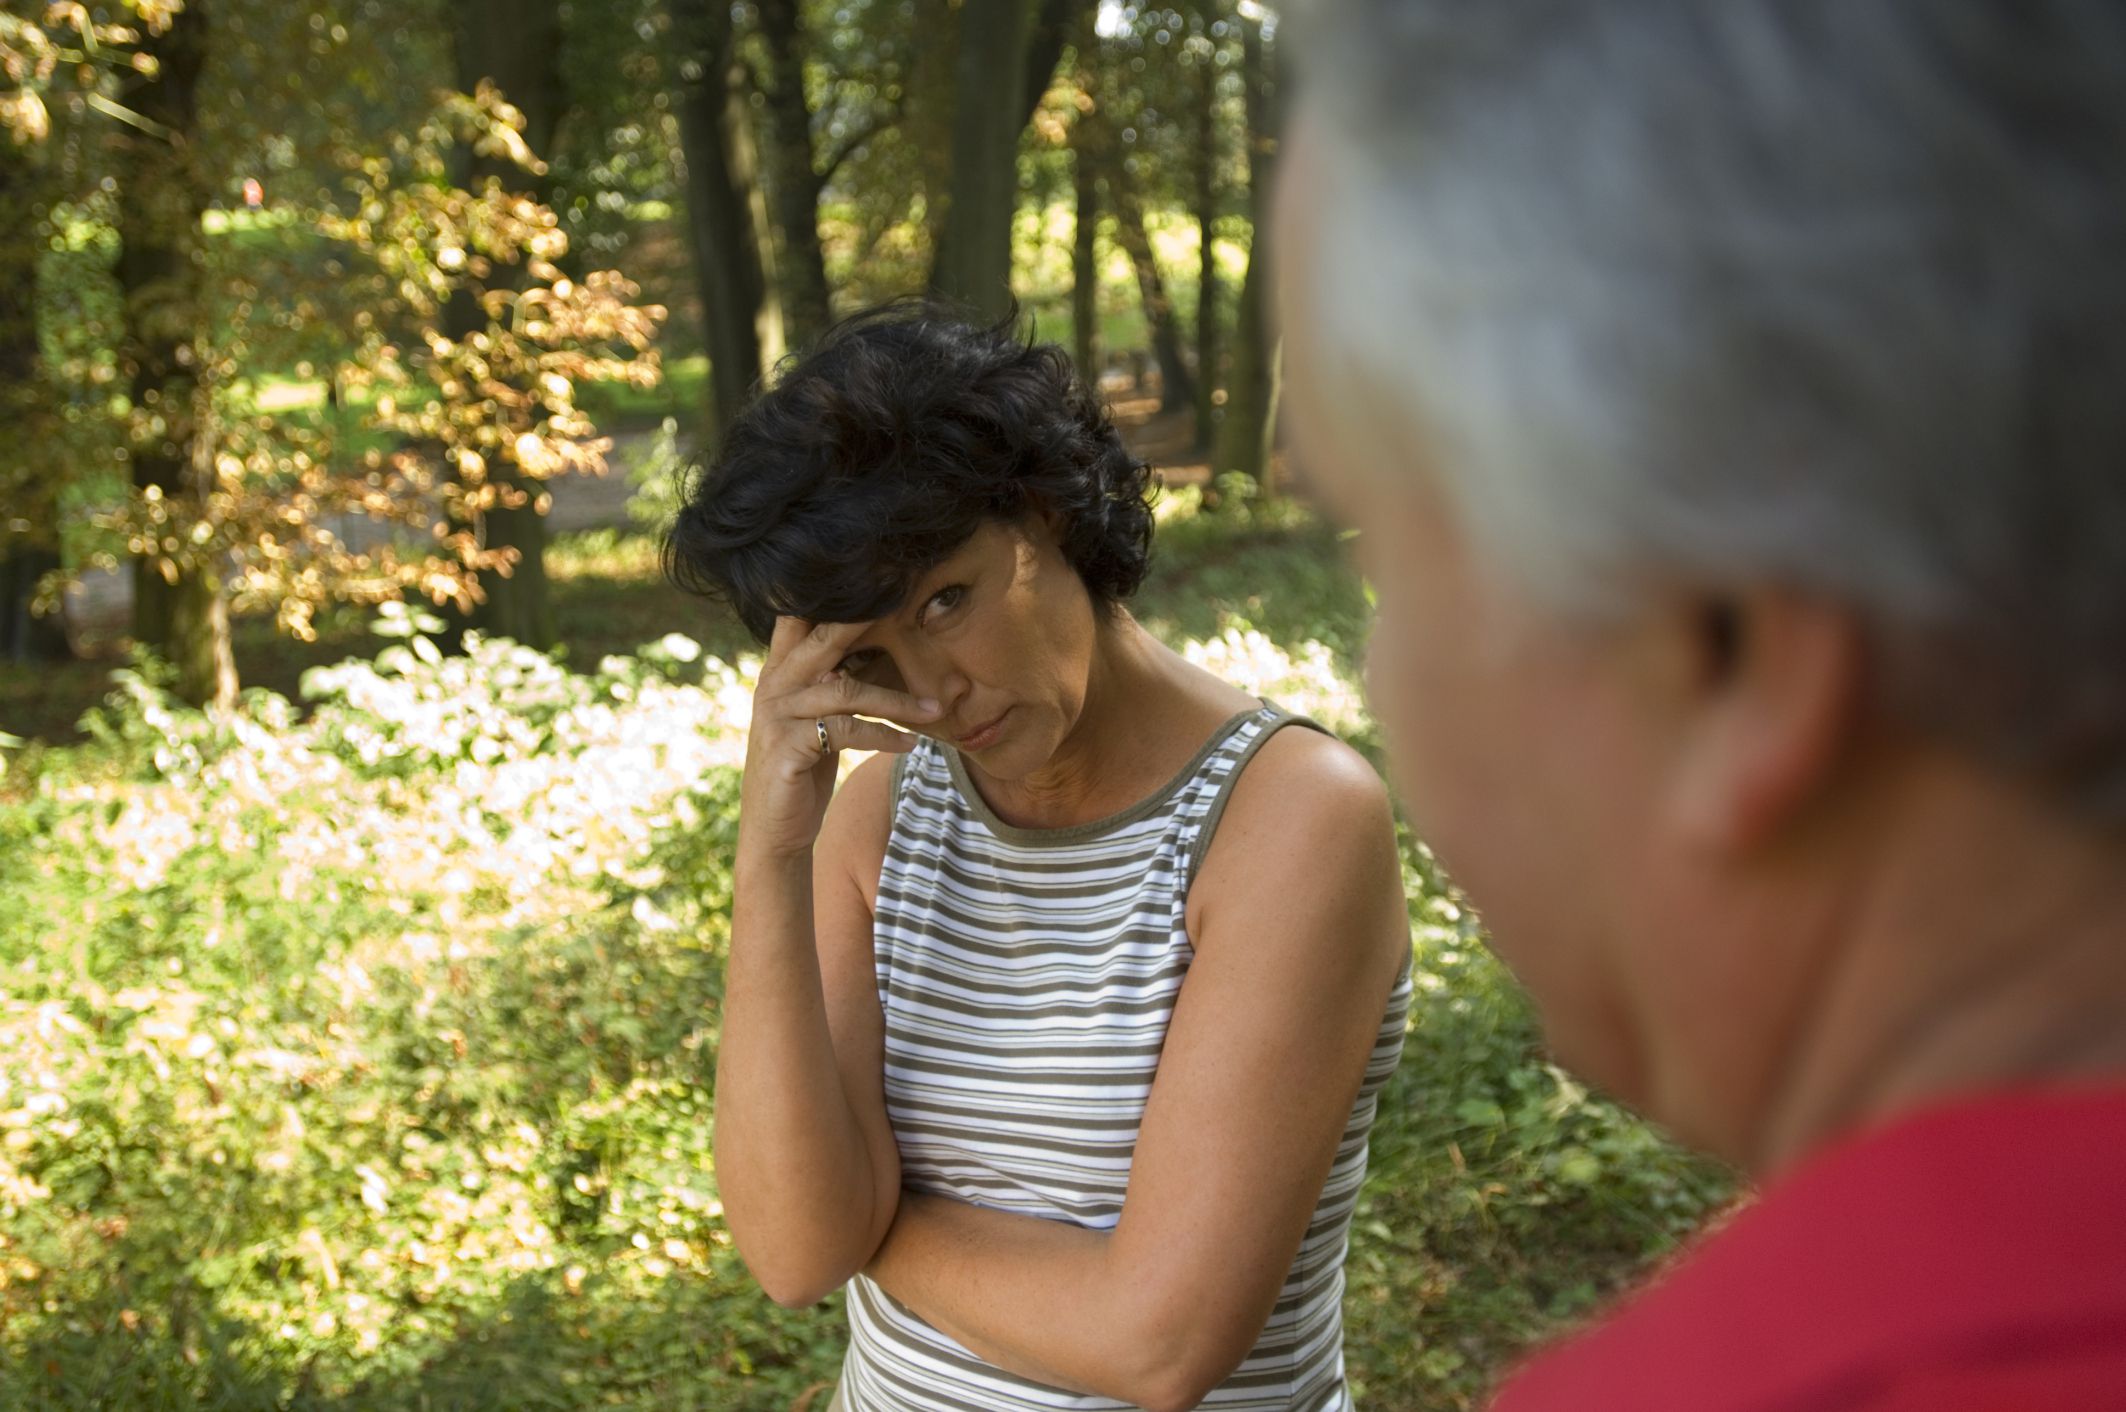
[899,656,969,717]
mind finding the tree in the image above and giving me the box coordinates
[930,0,1034,318]
[0,135,69,662]
[1070,137,1099,380]
[752,0,832,352]
[1074,5,1203,417]
[1107,147,1196,415]
[110,0,229,706]
[83,80,661,703]
[442,0,567,651]
[1189,1,1225,450]
[670,0,767,435]
[308,90,663,647]
[0,0,159,660]
[1212,9,1277,497]
[1020,0,1081,133]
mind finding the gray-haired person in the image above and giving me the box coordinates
[1276,2,2126,1407]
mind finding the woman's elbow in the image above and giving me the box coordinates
[737,1238,859,1310]
[758,1269,840,1311]
[1130,1359,1234,1412]
[1118,1301,1253,1412]
[727,1209,889,1311]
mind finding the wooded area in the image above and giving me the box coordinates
[2,0,1283,707]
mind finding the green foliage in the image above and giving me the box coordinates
[0,618,827,1407]
[1341,854,1735,1409]
[0,507,1732,1410]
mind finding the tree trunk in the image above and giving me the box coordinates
[930,0,1036,319]
[168,561,236,710]
[1020,0,1082,131]
[1213,14,1278,497]
[456,0,568,171]
[1070,144,1099,382]
[115,1,230,706]
[1109,163,1197,416]
[906,0,962,269]
[0,141,71,663]
[672,0,768,436]
[754,0,832,353]
[0,545,69,664]
[447,0,567,652]
[1191,19,1220,451]
[736,71,788,372]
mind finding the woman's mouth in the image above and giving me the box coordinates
[954,710,1010,752]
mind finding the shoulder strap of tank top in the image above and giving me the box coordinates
[890,740,914,802]
[1182,700,1333,885]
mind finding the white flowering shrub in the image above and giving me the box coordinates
[0,626,812,1406]
[1181,625,1370,738]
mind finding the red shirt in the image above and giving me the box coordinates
[1491,1087,2126,1412]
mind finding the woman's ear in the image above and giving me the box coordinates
[1020,494,1064,539]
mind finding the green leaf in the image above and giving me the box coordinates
[1455,1097,1506,1128]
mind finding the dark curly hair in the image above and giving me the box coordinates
[662,302,1158,643]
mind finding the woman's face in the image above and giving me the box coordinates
[832,517,1101,779]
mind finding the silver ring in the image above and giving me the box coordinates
[816,718,832,755]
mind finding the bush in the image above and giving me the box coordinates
[0,513,1730,1410]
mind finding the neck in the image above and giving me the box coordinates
[1749,766,2126,1177]
[970,612,1180,828]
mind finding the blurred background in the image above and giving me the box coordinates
[0,4,1732,1408]
[2,0,1285,720]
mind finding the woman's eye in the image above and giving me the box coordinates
[837,649,883,678]
[921,585,966,625]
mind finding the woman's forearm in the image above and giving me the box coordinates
[713,849,895,1306]
[865,1192,1195,1409]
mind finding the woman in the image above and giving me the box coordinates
[666,306,1413,1412]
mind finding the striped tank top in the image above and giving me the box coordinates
[840,703,1414,1411]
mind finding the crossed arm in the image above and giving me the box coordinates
[715,734,1412,1412]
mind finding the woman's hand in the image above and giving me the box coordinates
[739,615,941,864]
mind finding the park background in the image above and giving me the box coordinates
[0,2,1735,1406]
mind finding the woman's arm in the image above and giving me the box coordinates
[864,731,1413,1412]
[713,618,937,1308]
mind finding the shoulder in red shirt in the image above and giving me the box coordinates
[1490,1086,2126,1412]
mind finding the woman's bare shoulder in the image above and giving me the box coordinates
[1188,724,1403,952]
[1228,724,1394,853]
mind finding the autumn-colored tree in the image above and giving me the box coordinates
[89,85,663,705]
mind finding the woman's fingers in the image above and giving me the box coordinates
[821,714,923,755]
[784,673,941,729]
[766,615,871,679]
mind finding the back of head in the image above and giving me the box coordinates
[1284,0,2126,821]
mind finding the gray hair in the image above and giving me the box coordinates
[1284,0,2126,820]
